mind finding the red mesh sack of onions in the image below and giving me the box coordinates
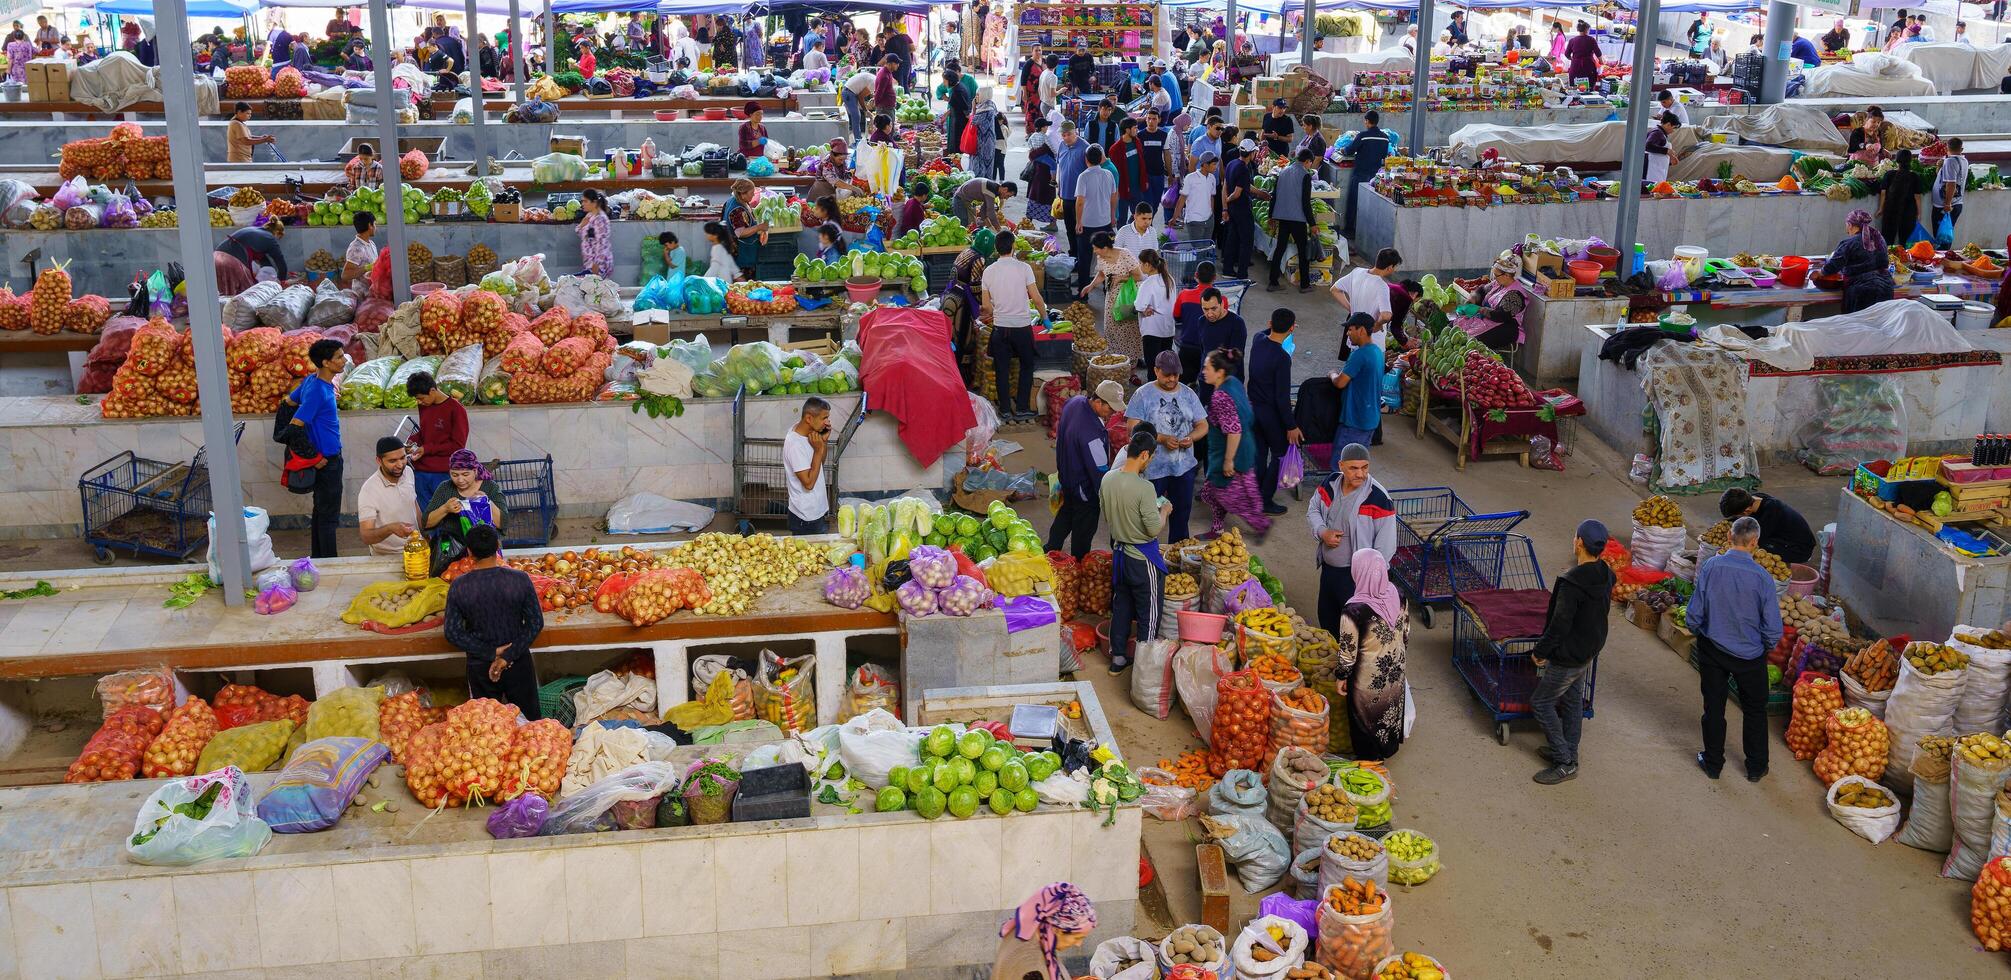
[498,718,572,801]
[404,698,521,808]
[613,567,710,626]
[378,690,449,765]
[65,705,165,782]
[141,696,219,778]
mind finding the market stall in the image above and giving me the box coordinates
[1829,485,2011,642]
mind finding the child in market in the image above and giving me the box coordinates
[658,231,688,277]
[896,179,929,237]
[815,222,846,263]
[703,221,740,281]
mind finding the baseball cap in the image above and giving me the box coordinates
[1093,380,1128,413]
[1271,98,1288,108]
[1238,138,1257,153]
[1197,151,1219,165]
[1576,519,1610,553]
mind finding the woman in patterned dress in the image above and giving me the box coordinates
[1197,347,1272,539]
[1332,548,1409,760]
[575,189,614,278]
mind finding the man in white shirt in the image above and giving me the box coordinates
[842,68,875,141]
[1657,88,1689,127]
[1330,248,1400,350]
[1173,151,1219,245]
[782,398,832,534]
[981,230,1046,421]
[1933,137,1968,240]
[1114,202,1158,255]
[356,436,418,556]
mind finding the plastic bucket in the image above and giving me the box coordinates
[1566,260,1601,285]
[1177,610,1227,643]
[1787,564,1818,596]
[1586,245,1620,272]
[1777,256,1810,288]
[1673,245,1708,280]
[1956,302,1995,331]
[410,282,447,297]
[844,276,882,303]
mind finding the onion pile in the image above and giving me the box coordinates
[936,575,992,616]
[404,699,522,808]
[609,567,711,626]
[141,696,218,778]
[497,718,572,801]
[212,683,309,730]
[1210,671,1271,776]
[377,690,448,764]
[510,546,664,616]
[65,705,164,782]
[1813,707,1889,786]
[1075,551,1114,614]
[907,545,956,589]
[1785,674,1841,760]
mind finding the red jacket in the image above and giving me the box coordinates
[415,398,469,473]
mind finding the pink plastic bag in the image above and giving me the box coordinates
[253,583,297,615]
[1221,579,1274,616]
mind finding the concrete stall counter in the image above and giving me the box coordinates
[1829,488,2011,642]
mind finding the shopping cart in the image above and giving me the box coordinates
[1386,487,1527,627]
[491,455,557,547]
[78,422,245,565]
[1160,239,1219,288]
[731,386,865,524]
[1447,533,1592,745]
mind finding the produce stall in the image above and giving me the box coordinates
[1829,487,2011,644]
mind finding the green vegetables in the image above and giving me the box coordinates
[687,760,739,798]
[2,580,56,601]
[130,781,222,847]
[164,573,216,609]
[630,393,686,419]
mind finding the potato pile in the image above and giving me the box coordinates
[1832,780,1894,809]
[1301,784,1357,825]
[1956,629,2011,650]
[1073,551,1113,614]
[228,186,265,209]
[1786,675,1842,760]
[304,249,339,275]
[1632,495,1683,528]
[1165,572,1199,599]
[1973,856,2011,952]
[1752,547,1791,581]
[1700,520,1730,548]
[1779,595,1850,650]
[1814,707,1889,785]
[141,697,218,778]
[1904,641,1970,676]
[468,244,498,267]
[1329,833,1383,862]
[1161,925,1224,969]
[662,532,832,616]
[1844,638,1899,693]
[1204,528,1251,568]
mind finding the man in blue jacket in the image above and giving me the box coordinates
[1687,516,1783,782]
[1340,110,1393,241]
[1045,381,1127,559]
[1246,308,1301,515]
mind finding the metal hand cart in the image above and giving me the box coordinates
[1387,486,1527,627]
[78,422,245,565]
[731,386,865,523]
[1447,533,1594,744]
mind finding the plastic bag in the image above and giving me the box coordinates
[1318,831,1390,892]
[1088,935,1162,979]
[127,767,272,866]
[306,278,358,329]
[340,579,449,630]
[1201,813,1291,893]
[197,719,295,774]
[532,151,589,183]
[222,280,279,330]
[1791,376,1907,476]
[682,760,741,824]
[1826,775,1903,844]
[1628,520,1686,572]
[1230,914,1308,977]
[1267,746,1331,833]
[437,342,484,402]
[1882,657,1968,792]
[836,708,921,788]
[690,655,755,721]
[383,354,445,410]
[1896,743,1955,852]
[541,761,682,835]
[1947,746,2011,880]
[1173,642,1229,742]
[1260,892,1322,946]
[1208,769,1268,820]
[96,667,177,720]
[254,582,298,615]
[755,649,817,736]
[1278,445,1305,490]
[255,284,315,331]
[256,737,390,833]
[488,793,549,838]
[1135,767,1201,822]
[300,686,385,743]
[338,354,403,410]
[842,664,899,721]
[1295,795,1358,856]
[1131,639,1181,720]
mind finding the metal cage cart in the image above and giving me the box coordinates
[1448,533,1592,744]
[78,422,245,565]
[1387,487,1528,627]
[492,455,558,547]
[731,387,866,523]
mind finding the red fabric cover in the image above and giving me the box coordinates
[1458,587,1553,642]
[856,307,976,466]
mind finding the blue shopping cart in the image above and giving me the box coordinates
[1447,533,1594,745]
[1386,487,1527,628]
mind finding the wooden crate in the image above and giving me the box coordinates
[1528,270,1577,299]
[1196,843,1231,934]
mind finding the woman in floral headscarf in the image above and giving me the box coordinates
[1820,208,1895,314]
[425,448,507,552]
[993,882,1097,980]
[1333,548,1410,760]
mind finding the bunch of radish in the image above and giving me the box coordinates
[1455,350,1538,409]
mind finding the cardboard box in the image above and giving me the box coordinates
[1236,105,1266,131]
[1252,76,1286,105]
[1530,270,1578,299]
[27,59,72,102]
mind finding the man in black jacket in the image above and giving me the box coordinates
[1529,520,1616,785]
[1719,488,1815,565]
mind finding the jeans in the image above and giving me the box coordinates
[1142,175,1166,217]
[1074,223,1110,289]
[1531,661,1593,765]
[1108,549,1161,666]
[1342,173,1369,236]
[1333,425,1376,455]
[1268,218,1310,287]
[987,325,1037,415]
[841,87,865,141]
[1058,199,1078,260]
[1151,467,1197,543]
[786,513,828,535]
[413,470,449,513]
[1045,491,1101,559]
[310,452,344,559]
[1251,416,1288,507]
[1696,634,1770,774]
[1316,562,1357,640]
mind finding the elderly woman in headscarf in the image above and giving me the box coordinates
[1333,547,1410,760]
[1451,252,1536,351]
[993,882,1097,980]
[424,449,508,556]
[1821,209,1895,314]
[940,247,987,386]
[969,85,1003,181]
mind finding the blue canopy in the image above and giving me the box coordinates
[1619,0,1763,11]
[87,0,259,15]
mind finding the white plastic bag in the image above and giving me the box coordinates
[1838,670,1892,721]
[1033,769,1091,806]
[126,767,272,866]
[1229,914,1309,978]
[1948,628,2011,735]
[1173,642,1229,742]
[1881,657,1967,792]
[221,279,280,329]
[1201,813,1290,893]
[836,708,921,789]
[606,492,715,534]
[541,761,681,835]
[1131,639,1181,720]
[1207,769,1267,820]
[1627,521,1685,572]
[1824,775,1902,844]
[207,506,277,586]
[1088,935,1162,979]
[1945,750,2011,880]
[559,724,651,799]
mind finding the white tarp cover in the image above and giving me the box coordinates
[1898,42,1995,94]
[1448,120,1700,166]
[1291,47,1416,87]
[1969,43,2011,91]
[1669,143,1802,182]
[1698,299,1975,373]
[1801,53,1938,98]
[1702,103,1847,152]
[67,52,156,111]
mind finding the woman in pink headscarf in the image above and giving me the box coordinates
[993,882,1097,980]
[1333,548,1410,760]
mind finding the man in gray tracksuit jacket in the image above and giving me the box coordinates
[1307,442,1398,638]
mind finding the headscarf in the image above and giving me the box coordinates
[1491,251,1519,278]
[1846,208,1885,253]
[448,448,492,481]
[999,882,1096,980]
[1347,548,1404,628]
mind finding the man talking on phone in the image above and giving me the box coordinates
[783,397,833,534]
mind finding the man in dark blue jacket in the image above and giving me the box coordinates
[1246,308,1301,514]
[1045,381,1127,559]
[1340,110,1393,241]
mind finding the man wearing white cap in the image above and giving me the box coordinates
[1047,380,1130,559]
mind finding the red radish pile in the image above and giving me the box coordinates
[1456,350,1539,409]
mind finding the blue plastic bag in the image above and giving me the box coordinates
[1933,212,1955,249]
[862,223,887,251]
[663,270,686,308]
[634,275,670,311]
[256,737,390,833]
[1258,891,1320,940]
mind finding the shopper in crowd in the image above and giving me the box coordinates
[1331,248,1400,350]
[1066,36,1095,93]
[1717,488,1814,565]
[1247,309,1301,515]
[226,102,276,163]
[781,397,833,534]
[1086,98,1128,152]
[701,221,739,281]
[1053,121,1090,256]
[1218,140,1257,279]
[994,882,1097,980]
[1820,209,1895,314]
[1135,108,1172,211]
[32,15,57,56]
[1125,350,1206,544]
[841,64,873,141]
[1934,137,1969,240]
[1309,442,1397,639]
[1563,20,1601,87]
[1133,248,1177,369]
[1102,427,1170,675]
[1197,348,1270,540]
[1108,120,1147,215]
[1115,202,1157,256]
[982,230,1045,422]
[338,212,376,288]
[974,85,1006,181]
[356,436,419,557]
[1073,144,1119,291]
[425,449,505,558]
[575,189,613,279]
[940,249,985,387]
[872,53,899,113]
[1333,547,1409,760]
[1186,59,1216,113]
[444,524,544,719]
[1267,148,1318,293]
[813,222,845,263]
[1048,381,1126,558]
[1529,520,1617,785]
[953,179,1015,231]
[1023,117,1058,227]
[4,30,31,84]
[1182,289,1245,401]
[1546,21,1568,62]
[1689,516,1782,782]
[1189,114,1226,164]
[404,370,469,507]
[1328,314,1384,449]
[943,67,973,167]
[1657,88,1690,127]
[284,340,347,560]
[212,223,287,297]
[1339,110,1391,241]
[1174,150,1220,246]
[722,178,769,274]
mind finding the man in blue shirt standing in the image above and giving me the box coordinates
[1687,516,1783,782]
[1245,308,1300,515]
[1327,314,1383,449]
[1053,122,1090,267]
[1157,60,1184,118]
[284,339,348,558]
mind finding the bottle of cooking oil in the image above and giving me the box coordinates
[402,533,429,580]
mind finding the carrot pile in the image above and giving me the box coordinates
[1251,655,1301,684]
[1155,749,1217,794]
[1326,877,1386,916]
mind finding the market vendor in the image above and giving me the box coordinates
[1452,252,1536,351]
[425,449,507,558]
[1821,19,1852,54]
[994,882,1097,980]
[1656,89,1690,128]
[1562,20,1602,87]
[722,178,771,273]
[737,102,770,160]
[1819,209,1895,314]
[808,139,859,199]
[940,249,985,386]
[339,212,376,288]
[1718,488,1815,565]
[212,223,288,297]
[1102,428,1170,674]
[1644,112,1681,186]
[1846,107,1889,164]
[226,102,276,164]
[444,524,545,720]
[408,372,469,506]
[356,436,418,557]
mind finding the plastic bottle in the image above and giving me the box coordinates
[639,137,656,173]
[402,534,429,580]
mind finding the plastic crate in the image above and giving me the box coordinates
[755,252,797,281]
[738,762,810,798]
[923,252,959,291]
[1851,460,1938,507]
[491,455,557,547]
[539,675,588,727]
[1041,273,1078,306]
[731,789,811,822]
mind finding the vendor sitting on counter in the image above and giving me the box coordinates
[1719,487,1815,565]
[737,101,770,159]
